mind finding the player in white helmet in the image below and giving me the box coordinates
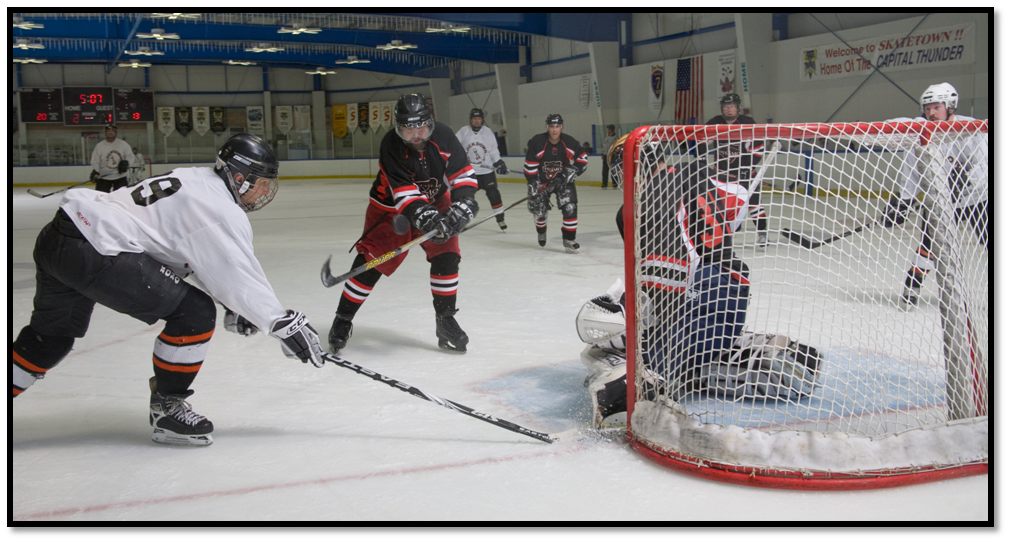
[455,108,509,231]
[12,133,325,447]
[880,83,988,306]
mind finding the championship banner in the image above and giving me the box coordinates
[210,107,227,134]
[193,107,210,136]
[347,103,359,133]
[580,74,591,109]
[426,97,435,120]
[718,50,736,94]
[157,107,175,136]
[175,107,192,137]
[800,22,975,81]
[293,106,311,131]
[379,101,393,129]
[275,106,293,135]
[246,106,265,135]
[369,102,381,131]
[358,103,370,133]
[332,104,348,138]
[648,61,664,119]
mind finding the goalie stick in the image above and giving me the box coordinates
[27,179,93,199]
[322,352,561,443]
[779,218,880,250]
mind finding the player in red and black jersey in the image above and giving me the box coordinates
[523,114,589,253]
[702,93,768,247]
[329,94,478,353]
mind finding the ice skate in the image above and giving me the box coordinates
[564,239,580,254]
[757,232,768,248]
[537,229,547,247]
[328,313,354,353]
[149,377,213,447]
[435,309,469,353]
[497,217,507,231]
[902,286,920,307]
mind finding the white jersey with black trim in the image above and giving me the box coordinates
[59,167,287,332]
[90,138,136,180]
[890,115,988,208]
[455,125,502,175]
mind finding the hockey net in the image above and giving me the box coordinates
[622,120,988,490]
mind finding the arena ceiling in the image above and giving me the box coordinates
[12,13,622,78]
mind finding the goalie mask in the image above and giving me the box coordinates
[215,133,280,212]
[607,134,663,191]
[394,93,435,146]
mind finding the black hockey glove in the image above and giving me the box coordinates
[89,170,100,183]
[444,197,478,237]
[574,162,587,176]
[493,159,508,175]
[271,310,324,368]
[881,195,910,228]
[117,160,130,174]
[411,203,450,244]
[559,166,578,185]
[224,308,258,336]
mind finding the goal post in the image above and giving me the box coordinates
[621,120,988,490]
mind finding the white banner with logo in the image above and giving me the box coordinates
[193,106,210,136]
[718,50,736,95]
[648,61,664,119]
[800,22,975,81]
[246,106,265,135]
[347,103,359,132]
[580,75,591,109]
[294,106,311,131]
[379,101,394,129]
[157,107,175,136]
[275,106,293,135]
[369,102,381,131]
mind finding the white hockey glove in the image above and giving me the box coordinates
[224,308,259,336]
[271,310,324,368]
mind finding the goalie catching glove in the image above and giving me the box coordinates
[271,310,324,368]
[224,307,259,336]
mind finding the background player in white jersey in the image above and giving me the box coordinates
[455,108,509,231]
[879,83,989,306]
[12,134,325,447]
[523,114,589,253]
[89,124,137,193]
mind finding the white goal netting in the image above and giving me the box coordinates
[623,121,988,488]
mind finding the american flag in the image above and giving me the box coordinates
[674,56,703,125]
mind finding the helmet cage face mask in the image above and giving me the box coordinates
[395,118,435,144]
[394,94,435,144]
[216,146,279,212]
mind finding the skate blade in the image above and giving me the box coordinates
[152,428,213,447]
[438,339,467,353]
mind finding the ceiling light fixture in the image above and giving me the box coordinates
[13,57,47,63]
[245,43,285,53]
[224,59,257,66]
[425,23,470,33]
[125,46,164,56]
[13,38,44,50]
[334,55,371,65]
[137,28,180,40]
[279,24,321,35]
[119,60,152,68]
[12,16,44,30]
[150,13,202,20]
[376,40,417,51]
[305,67,336,75]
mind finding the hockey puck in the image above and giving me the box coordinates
[391,213,410,235]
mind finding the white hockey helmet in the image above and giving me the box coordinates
[920,82,958,114]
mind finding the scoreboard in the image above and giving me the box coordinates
[62,87,115,126]
[19,88,64,123]
[115,88,156,122]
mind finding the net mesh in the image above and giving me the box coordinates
[625,121,988,483]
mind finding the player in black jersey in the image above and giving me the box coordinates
[328,94,478,353]
[523,114,589,253]
[702,93,768,247]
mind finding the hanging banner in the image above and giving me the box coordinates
[157,107,175,136]
[580,74,591,109]
[648,61,664,119]
[293,106,311,131]
[718,50,736,94]
[800,22,975,81]
[175,107,193,137]
[426,97,436,121]
[193,107,210,136]
[210,106,227,134]
[674,56,703,125]
[246,106,265,135]
[332,104,348,138]
[379,101,394,129]
[369,102,381,131]
[275,106,293,135]
[347,103,359,133]
[358,103,370,133]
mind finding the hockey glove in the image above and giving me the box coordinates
[444,197,479,237]
[559,166,578,185]
[271,310,324,368]
[411,203,450,244]
[117,159,130,174]
[493,160,508,175]
[882,195,910,227]
[224,308,259,336]
[89,170,100,183]
[574,162,587,176]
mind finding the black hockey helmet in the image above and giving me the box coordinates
[215,133,280,212]
[469,108,484,119]
[719,93,742,107]
[394,93,435,143]
[104,123,118,132]
[545,113,563,127]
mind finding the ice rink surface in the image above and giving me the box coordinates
[9,177,993,526]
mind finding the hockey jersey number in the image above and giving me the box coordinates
[131,177,182,207]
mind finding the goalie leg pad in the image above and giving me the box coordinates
[581,346,628,429]
[702,333,822,400]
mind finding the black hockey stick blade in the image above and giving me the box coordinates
[27,179,92,199]
[780,221,875,250]
[321,228,443,287]
[779,228,818,249]
[322,352,557,443]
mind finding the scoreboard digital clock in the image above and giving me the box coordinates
[115,88,155,122]
[19,88,64,123]
[62,86,115,126]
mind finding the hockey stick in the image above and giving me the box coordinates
[322,352,559,443]
[780,218,880,250]
[461,176,562,232]
[27,179,93,199]
[321,228,441,288]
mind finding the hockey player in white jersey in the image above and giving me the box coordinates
[89,124,137,192]
[12,133,325,447]
[879,83,989,306]
[456,108,509,231]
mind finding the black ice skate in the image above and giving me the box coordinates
[435,309,469,353]
[328,313,354,353]
[902,286,920,307]
[497,216,507,231]
[537,229,547,247]
[564,239,580,254]
[149,377,213,447]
